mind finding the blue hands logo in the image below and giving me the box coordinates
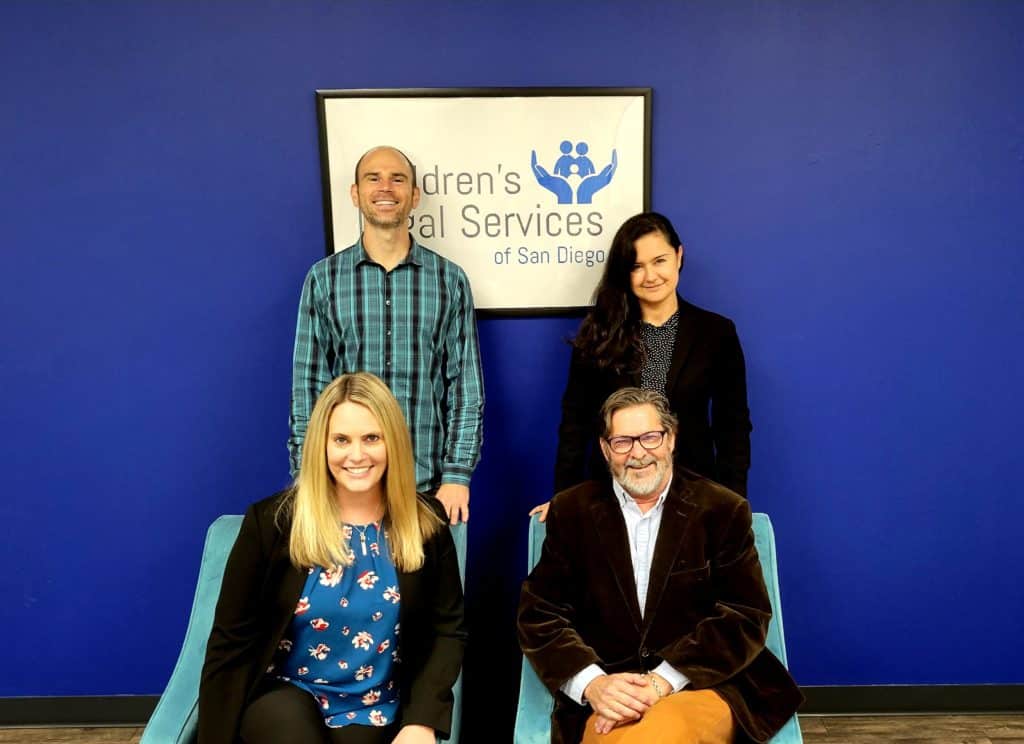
[530,140,618,204]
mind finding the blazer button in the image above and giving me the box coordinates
[640,647,650,659]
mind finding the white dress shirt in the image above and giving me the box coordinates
[560,477,691,705]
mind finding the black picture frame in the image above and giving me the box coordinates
[315,87,651,316]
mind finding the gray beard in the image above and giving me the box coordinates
[614,455,669,497]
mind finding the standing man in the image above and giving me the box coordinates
[289,145,483,523]
[518,387,800,743]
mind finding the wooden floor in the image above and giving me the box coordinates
[800,715,1024,742]
[1,716,1023,742]
[0,730,141,743]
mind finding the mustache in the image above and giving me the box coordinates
[625,455,656,468]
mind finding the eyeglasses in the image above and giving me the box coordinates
[604,430,666,454]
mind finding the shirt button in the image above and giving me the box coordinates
[386,330,391,336]
[385,300,391,306]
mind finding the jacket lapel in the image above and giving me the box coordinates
[641,478,695,629]
[664,298,696,398]
[589,489,643,632]
[269,545,308,648]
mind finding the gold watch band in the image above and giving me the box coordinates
[646,673,668,698]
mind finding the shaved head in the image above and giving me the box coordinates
[353,146,417,189]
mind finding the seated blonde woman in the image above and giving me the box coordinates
[199,372,465,744]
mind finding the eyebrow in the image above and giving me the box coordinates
[634,252,672,263]
[361,170,408,180]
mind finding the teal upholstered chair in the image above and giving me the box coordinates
[141,515,468,744]
[513,512,803,744]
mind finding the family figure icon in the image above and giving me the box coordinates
[531,139,618,205]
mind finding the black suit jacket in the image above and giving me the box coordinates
[518,475,802,744]
[198,491,466,744]
[555,298,752,496]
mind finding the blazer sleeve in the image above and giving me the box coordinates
[198,503,273,744]
[400,522,468,737]
[654,498,771,688]
[554,346,599,493]
[710,319,752,496]
[517,496,603,694]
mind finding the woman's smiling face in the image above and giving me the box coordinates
[629,230,683,313]
[325,401,388,501]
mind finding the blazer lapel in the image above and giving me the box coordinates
[641,479,695,628]
[269,545,308,646]
[589,491,643,632]
[664,298,697,398]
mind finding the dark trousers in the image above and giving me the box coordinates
[239,680,399,744]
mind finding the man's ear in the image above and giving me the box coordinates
[599,438,612,464]
[350,182,359,207]
[411,185,421,209]
[665,430,676,455]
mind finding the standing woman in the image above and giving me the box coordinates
[533,212,751,518]
[200,372,465,744]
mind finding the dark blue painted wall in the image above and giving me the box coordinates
[2,0,1022,733]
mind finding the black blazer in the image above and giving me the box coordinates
[555,298,752,496]
[198,491,466,744]
[518,475,802,744]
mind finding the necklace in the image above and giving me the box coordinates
[348,520,379,556]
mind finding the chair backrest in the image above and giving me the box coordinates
[140,515,243,744]
[447,522,467,744]
[142,516,468,744]
[514,511,802,744]
[514,514,557,743]
[752,513,788,667]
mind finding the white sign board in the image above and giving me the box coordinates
[317,88,650,313]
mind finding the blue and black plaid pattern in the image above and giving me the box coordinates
[289,239,484,492]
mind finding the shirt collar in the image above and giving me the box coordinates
[612,474,672,514]
[352,235,424,268]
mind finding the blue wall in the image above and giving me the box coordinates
[2,0,1022,734]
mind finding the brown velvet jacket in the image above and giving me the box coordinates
[517,474,802,744]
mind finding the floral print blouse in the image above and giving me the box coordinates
[269,522,401,729]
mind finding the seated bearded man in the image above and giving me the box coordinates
[517,387,801,744]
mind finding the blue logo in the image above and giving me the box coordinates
[530,140,618,204]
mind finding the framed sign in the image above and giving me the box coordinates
[316,87,651,314]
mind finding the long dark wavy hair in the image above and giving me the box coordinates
[573,212,683,374]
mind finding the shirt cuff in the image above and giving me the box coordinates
[440,468,472,487]
[653,660,690,693]
[559,664,605,706]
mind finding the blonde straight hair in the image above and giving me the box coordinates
[281,372,442,572]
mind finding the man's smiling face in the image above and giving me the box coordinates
[350,147,420,229]
[600,402,675,501]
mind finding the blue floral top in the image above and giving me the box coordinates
[269,522,401,728]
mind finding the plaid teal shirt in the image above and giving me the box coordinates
[289,239,484,491]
